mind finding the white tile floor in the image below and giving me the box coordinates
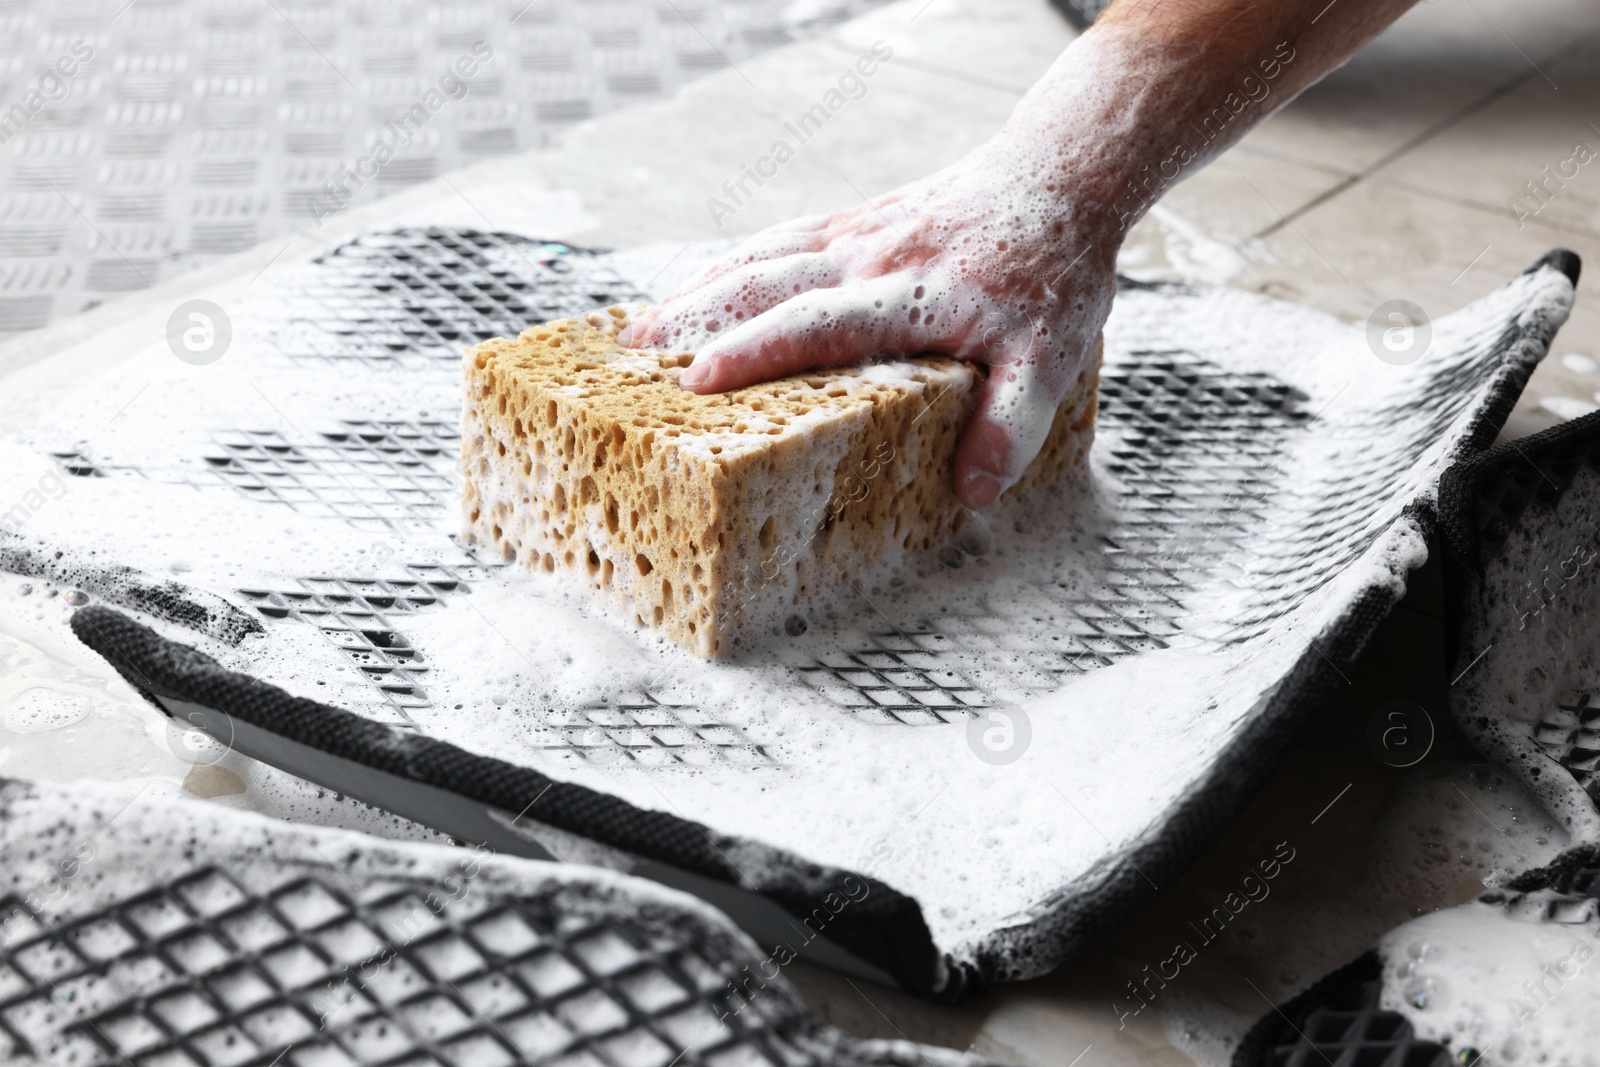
[3,0,1600,1063]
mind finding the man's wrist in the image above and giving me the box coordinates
[994,30,1175,234]
[997,24,1301,236]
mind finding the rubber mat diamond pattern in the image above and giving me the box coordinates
[199,420,460,528]
[1533,692,1600,805]
[1235,961,1452,1067]
[550,692,774,767]
[236,568,771,764]
[52,419,461,529]
[795,354,1317,722]
[1262,978,1449,1067]
[0,869,793,1067]
[236,565,480,723]
[269,232,653,367]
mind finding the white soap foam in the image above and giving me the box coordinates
[1148,205,1249,285]
[0,241,1573,983]
[1158,763,1568,1067]
[1379,902,1600,1065]
[3,686,90,733]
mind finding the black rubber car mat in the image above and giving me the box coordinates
[67,603,946,1000]
[1236,404,1600,1067]
[1441,406,1600,839]
[1231,951,1451,1067]
[0,233,1581,1000]
[1232,842,1600,1067]
[0,774,988,1067]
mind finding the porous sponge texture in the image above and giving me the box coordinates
[462,306,1099,657]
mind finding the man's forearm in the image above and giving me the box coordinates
[998,0,1420,238]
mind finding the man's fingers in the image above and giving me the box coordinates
[623,253,840,349]
[952,337,1087,509]
[680,275,940,392]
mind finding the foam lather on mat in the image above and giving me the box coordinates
[1233,405,1600,1067]
[0,230,1580,1000]
[1233,844,1600,1066]
[0,776,983,1067]
[1443,406,1600,841]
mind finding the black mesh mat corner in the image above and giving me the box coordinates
[1232,402,1600,1067]
[1,231,1581,1001]
[1231,952,1451,1067]
[1233,841,1600,1067]
[1439,405,1600,839]
[0,776,985,1067]
[67,602,951,1003]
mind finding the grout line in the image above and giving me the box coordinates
[1248,28,1600,240]
[1230,142,1360,180]
[1365,175,1600,242]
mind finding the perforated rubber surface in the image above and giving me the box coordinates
[25,230,1508,737]
[0,777,978,1067]
[1231,953,1451,1067]
[1440,404,1600,837]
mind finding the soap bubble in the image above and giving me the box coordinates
[1404,976,1434,1009]
[1367,300,1431,366]
[4,688,90,733]
[956,513,993,557]
[966,703,1031,766]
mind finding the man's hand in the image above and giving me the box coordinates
[623,0,1421,508]
[621,134,1118,509]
